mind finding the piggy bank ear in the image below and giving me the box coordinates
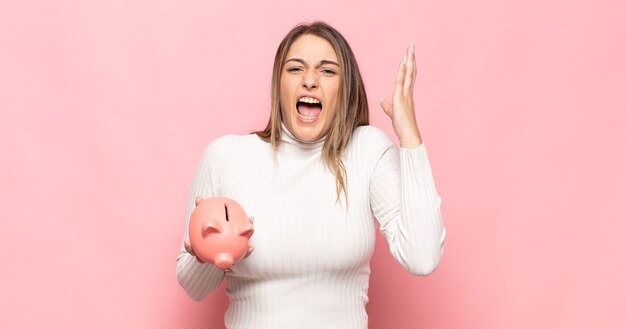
[239,227,254,239]
[195,196,204,206]
[202,222,221,238]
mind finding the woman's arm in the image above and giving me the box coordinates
[372,44,446,275]
[369,136,446,276]
[176,139,230,301]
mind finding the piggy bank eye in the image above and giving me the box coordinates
[224,203,229,222]
[202,222,221,237]
[239,228,253,239]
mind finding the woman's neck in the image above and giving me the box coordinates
[280,121,326,151]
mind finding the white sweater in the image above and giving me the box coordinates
[176,122,446,329]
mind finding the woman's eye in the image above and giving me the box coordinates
[321,69,336,75]
[287,67,302,73]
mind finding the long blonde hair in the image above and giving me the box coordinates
[253,22,369,207]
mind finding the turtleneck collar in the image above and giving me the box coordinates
[280,121,326,151]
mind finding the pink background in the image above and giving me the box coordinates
[1,0,625,328]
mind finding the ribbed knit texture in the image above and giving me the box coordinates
[176,123,446,329]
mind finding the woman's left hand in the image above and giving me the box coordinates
[379,43,423,149]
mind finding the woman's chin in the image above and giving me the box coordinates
[293,126,324,142]
[295,132,320,142]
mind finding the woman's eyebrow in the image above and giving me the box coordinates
[319,60,339,67]
[285,58,339,67]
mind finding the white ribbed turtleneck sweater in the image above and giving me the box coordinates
[176,123,446,329]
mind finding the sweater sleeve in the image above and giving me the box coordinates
[176,137,231,301]
[369,131,446,276]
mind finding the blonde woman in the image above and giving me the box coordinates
[177,21,446,328]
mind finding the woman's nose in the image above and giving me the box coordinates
[302,72,318,89]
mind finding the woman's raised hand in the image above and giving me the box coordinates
[379,43,423,149]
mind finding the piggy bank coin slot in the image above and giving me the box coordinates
[224,203,229,222]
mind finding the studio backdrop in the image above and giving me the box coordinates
[1,0,624,328]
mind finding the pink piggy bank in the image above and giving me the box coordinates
[189,197,254,270]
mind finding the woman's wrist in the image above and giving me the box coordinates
[398,130,422,149]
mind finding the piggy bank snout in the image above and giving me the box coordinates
[214,253,234,270]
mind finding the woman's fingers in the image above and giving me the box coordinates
[392,43,417,103]
[393,54,407,102]
[383,45,415,119]
[403,43,416,96]
[184,240,194,255]
[244,246,255,259]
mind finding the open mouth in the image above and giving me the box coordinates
[296,96,323,122]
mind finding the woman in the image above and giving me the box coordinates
[176,22,446,328]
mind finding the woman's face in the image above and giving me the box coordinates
[280,34,340,142]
